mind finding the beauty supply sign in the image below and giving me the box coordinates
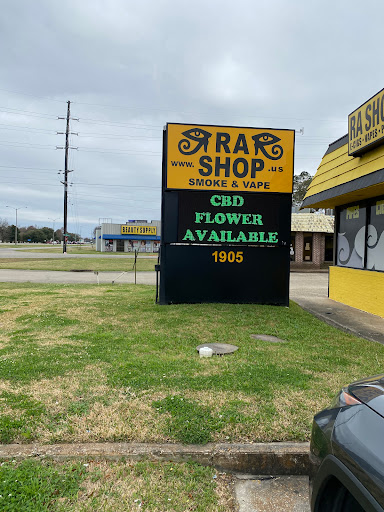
[166,123,295,193]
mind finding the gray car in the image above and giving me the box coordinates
[310,374,384,511]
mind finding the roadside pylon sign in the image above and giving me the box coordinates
[159,123,295,305]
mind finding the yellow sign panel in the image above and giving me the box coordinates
[348,88,384,156]
[121,225,157,235]
[166,123,295,193]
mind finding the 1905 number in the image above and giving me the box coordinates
[212,251,243,263]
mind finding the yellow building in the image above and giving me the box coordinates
[302,89,384,318]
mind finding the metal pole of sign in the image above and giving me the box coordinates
[134,249,137,284]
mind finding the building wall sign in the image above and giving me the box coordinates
[166,123,294,193]
[348,88,384,156]
[121,225,157,235]
[159,123,295,305]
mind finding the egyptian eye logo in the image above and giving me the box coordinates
[252,133,283,160]
[178,128,212,155]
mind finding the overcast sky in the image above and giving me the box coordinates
[0,0,383,237]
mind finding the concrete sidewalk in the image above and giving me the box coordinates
[290,273,384,344]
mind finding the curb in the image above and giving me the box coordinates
[0,442,313,476]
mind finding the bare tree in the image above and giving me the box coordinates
[0,218,8,242]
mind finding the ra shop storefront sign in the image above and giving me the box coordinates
[349,88,384,156]
[177,191,288,246]
[165,123,295,193]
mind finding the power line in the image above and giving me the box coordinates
[73,181,160,189]
[72,99,347,124]
[78,117,162,130]
[0,107,60,119]
[0,87,67,103]
[0,165,57,171]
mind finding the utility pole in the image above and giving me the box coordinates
[57,101,78,254]
[63,101,70,254]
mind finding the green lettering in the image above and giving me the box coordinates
[225,212,242,225]
[248,232,259,242]
[268,232,278,243]
[252,214,263,225]
[195,212,205,223]
[259,232,267,242]
[182,230,195,241]
[210,195,221,206]
[236,231,247,242]
[196,230,208,241]
[214,213,227,224]
[207,230,220,242]
[241,214,252,224]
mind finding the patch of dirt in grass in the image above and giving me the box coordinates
[77,461,235,512]
[62,396,168,443]
[20,367,168,443]
[26,366,107,409]
[315,370,357,396]
[269,390,316,441]
[0,381,10,392]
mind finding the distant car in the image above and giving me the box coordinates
[310,374,384,511]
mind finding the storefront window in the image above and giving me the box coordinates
[367,197,384,271]
[303,234,313,261]
[337,203,366,269]
[324,234,333,261]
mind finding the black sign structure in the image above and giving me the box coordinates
[159,123,294,305]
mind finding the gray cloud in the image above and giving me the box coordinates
[0,0,382,236]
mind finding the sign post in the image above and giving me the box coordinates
[159,123,295,305]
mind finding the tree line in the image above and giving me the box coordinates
[0,220,80,243]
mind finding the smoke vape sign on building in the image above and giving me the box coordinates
[159,123,295,305]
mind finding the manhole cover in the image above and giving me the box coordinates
[196,343,238,355]
[250,334,288,343]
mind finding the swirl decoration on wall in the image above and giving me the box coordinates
[337,227,365,268]
[337,232,351,265]
[252,133,283,160]
[178,128,212,155]
[366,224,384,271]
[367,224,379,250]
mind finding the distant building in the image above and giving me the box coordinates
[95,220,161,253]
[290,212,334,267]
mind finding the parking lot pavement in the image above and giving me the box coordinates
[235,475,310,512]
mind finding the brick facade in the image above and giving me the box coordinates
[292,231,326,268]
[294,231,304,264]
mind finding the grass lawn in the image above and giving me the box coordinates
[0,258,156,272]
[0,458,233,511]
[0,282,383,447]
